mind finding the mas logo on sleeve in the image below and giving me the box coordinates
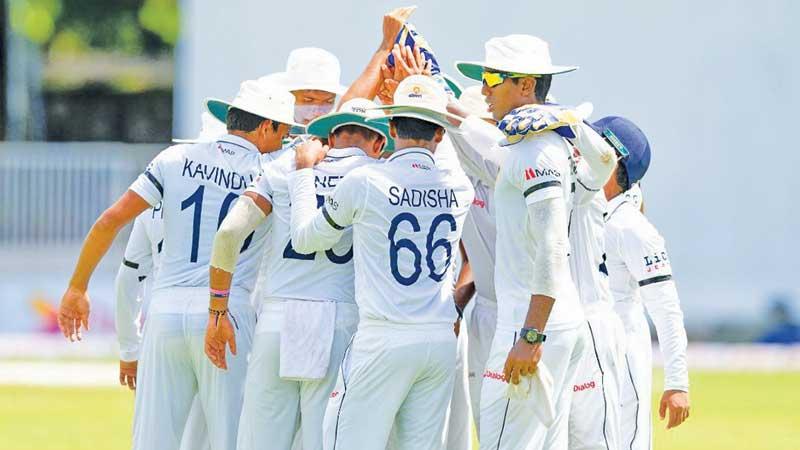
[524,167,561,181]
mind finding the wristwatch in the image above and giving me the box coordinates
[519,327,547,344]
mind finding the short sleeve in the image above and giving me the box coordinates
[245,171,277,204]
[129,150,169,206]
[621,223,674,287]
[511,142,568,206]
[323,169,367,229]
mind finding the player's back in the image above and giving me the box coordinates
[348,147,474,326]
[256,147,377,303]
[134,136,268,295]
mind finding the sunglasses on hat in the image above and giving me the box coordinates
[601,128,630,160]
[481,71,539,88]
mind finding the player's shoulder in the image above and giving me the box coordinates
[608,201,663,245]
[152,142,196,163]
[503,131,569,168]
[267,149,296,174]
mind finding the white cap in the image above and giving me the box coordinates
[269,47,347,95]
[370,75,460,129]
[172,112,227,143]
[459,85,492,120]
[204,79,300,127]
[455,34,577,81]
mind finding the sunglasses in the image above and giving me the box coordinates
[481,71,538,88]
[601,129,630,160]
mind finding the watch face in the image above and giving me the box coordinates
[525,329,538,343]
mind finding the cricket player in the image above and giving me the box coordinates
[444,85,501,430]
[206,47,345,130]
[115,205,212,450]
[287,75,473,449]
[115,112,233,450]
[450,35,589,450]
[204,98,391,450]
[115,206,163,391]
[58,80,298,450]
[599,116,690,449]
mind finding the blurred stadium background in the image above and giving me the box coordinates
[0,1,798,449]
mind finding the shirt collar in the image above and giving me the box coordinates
[327,146,367,159]
[387,147,436,165]
[605,193,629,222]
[215,134,260,154]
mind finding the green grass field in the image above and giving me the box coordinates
[1,371,798,450]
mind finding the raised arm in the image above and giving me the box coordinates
[288,140,363,254]
[449,115,506,187]
[338,6,416,106]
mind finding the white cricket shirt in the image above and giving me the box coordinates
[605,193,689,392]
[288,147,474,326]
[493,132,583,331]
[129,135,269,295]
[246,147,377,304]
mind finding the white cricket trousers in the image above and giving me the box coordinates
[480,324,588,450]
[132,287,255,450]
[568,306,626,450]
[237,300,358,450]
[178,397,210,450]
[616,303,652,450]
[323,320,457,450]
[466,295,497,432]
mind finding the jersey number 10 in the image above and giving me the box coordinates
[181,186,254,263]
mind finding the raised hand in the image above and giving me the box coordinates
[294,139,330,170]
[381,6,417,50]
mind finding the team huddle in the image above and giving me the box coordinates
[57,7,690,450]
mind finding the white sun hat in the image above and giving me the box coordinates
[455,34,578,81]
[459,85,492,120]
[172,112,228,143]
[203,79,300,128]
[271,47,347,95]
[369,75,461,130]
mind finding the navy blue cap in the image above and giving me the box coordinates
[590,116,651,190]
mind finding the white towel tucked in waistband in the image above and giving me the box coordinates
[505,362,555,426]
[279,300,336,381]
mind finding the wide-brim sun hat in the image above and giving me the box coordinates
[441,73,463,99]
[307,98,395,151]
[455,34,578,81]
[369,75,461,130]
[203,79,301,129]
[271,47,347,95]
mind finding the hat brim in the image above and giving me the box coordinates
[307,113,390,140]
[204,97,302,128]
[369,105,460,131]
[454,61,579,81]
[307,113,394,151]
[441,74,463,99]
